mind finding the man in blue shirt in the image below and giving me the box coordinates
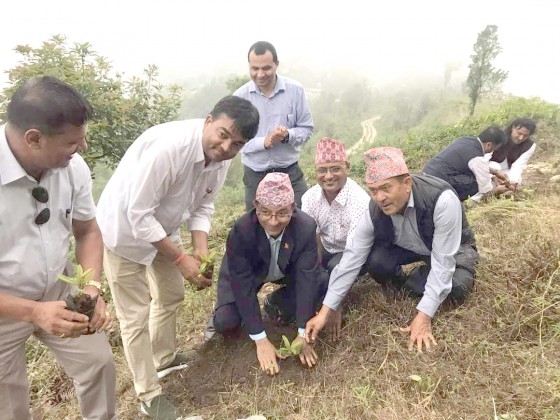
[234,41,314,210]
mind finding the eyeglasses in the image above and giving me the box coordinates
[256,210,293,221]
[32,186,50,225]
[316,166,343,175]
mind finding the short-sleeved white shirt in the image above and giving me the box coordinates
[301,177,371,254]
[0,125,96,301]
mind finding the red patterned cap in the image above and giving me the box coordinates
[315,137,347,164]
[255,172,294,207]
[364,147,409,184]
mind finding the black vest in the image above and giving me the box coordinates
[423,136,483,201]
[369,174,476,250]
[490,138,534,167]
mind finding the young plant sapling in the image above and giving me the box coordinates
[198,250,217,280]
[58,264,99,319]
[278,334,304,357]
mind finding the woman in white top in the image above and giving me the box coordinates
[489,118,536,191]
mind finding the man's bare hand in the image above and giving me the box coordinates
[255,337,286,375]
[325,308,342,341]
[31,301,89,337]
[400,311,437,353]
[177,254,210,288]
[305,310,329,344]
[294,336,318,367]
[83,286,111,334]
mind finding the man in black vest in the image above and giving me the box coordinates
[305,147,479,352]
[423,126,508,201]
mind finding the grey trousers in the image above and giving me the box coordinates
[0,283,117,420]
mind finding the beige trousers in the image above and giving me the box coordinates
[103,246,185,402]
[0,282,117,420]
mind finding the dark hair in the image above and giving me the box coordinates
[7,76,92,135]
[248,41,278,64]
[210,95,259,141]
[505,118,536,138]
[478,125,506,146]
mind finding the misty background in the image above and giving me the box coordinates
[1,0,559,105]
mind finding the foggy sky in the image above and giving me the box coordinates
[1,0,559,103]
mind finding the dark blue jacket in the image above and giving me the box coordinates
[215,208,324,334]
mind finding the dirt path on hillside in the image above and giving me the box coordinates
[346,116,381,156]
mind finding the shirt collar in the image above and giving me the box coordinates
[476,137,485,152]
[265,230,285,243]
[0,124,29,186]
[248,75,286,97]
[330,179,351,206]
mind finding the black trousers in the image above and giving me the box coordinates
[365,243,476,302]
[213,273,328,335]
[243,162,307,210]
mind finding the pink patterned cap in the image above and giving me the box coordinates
[255,172,294,207]
[315,137,347,164]
[364,147,409,184]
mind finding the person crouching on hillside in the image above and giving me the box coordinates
[306,147,479,352]
[206,173,328,375]
[301,137,370,339]
[489,118,537,193]
[423,126,508,201]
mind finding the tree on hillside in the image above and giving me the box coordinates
[466,25,508,116]
[0,35,182,169]
[226,75,250,93]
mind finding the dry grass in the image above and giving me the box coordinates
[26,166,560,420]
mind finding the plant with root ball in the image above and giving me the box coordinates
[198,250,217,279]
[58,264,99,320]
[278,335,304,357]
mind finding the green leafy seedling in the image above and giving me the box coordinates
[198,251,217,276]
[58,264,94,289]
[58,264,98,319]
[278,335,304,357]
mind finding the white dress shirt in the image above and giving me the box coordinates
[301,178,371,253]
[323,189,462,318]
[0,125,96,300]
[97,120,229,265]
[489,143,536,184]
[467,137,493,194]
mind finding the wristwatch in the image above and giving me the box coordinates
[281,133,290,144]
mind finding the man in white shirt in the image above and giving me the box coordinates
[96,96,259,419]
[0,76,116,419]
[423,126,509,201]
[301,137,371,339]
[306,147,479,353]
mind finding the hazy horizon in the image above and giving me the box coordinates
[1,0,559,103]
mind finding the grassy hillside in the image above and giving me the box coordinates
[26,97,560,419]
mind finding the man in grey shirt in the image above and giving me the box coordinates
[234,41,314,210]
[306,147,478,352]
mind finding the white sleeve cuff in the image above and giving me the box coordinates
[249,331,267,341]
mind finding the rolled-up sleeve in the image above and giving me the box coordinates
[417,190,462,317]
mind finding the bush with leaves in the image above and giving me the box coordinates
[0,35,182,169]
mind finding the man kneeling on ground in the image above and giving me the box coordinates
[207,173,327,375]
[306,147,479,352]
